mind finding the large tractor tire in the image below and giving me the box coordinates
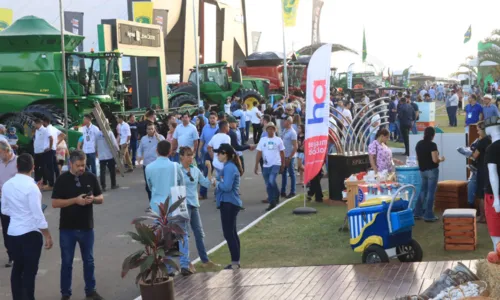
[170,94,198,109]
[238,88,264,110]
[23,104,72,126]
[1,112,37,154]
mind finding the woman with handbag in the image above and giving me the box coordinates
[178,147,219,275]
[368,128,404,174]
[213,143,244,270]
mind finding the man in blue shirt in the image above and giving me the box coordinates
[137,123,165,202]
[464,94,483,126]
[171,111,199,162]
[231,104,247,142]
[198,112,218,199]
[146,140,184,214]
[191,107,208,126]
[482,94,500,119]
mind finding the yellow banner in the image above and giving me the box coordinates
[133,2,153,24]
[0,8,13,31]
[283,0,300,27]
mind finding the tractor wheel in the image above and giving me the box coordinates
[171,94,198,109]
[238,88,264,110]
[23,104,72,126]
[1,112,37,154]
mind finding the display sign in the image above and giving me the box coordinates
[311,0,323,44]
[64,11,84,51]
[118,24,161,47]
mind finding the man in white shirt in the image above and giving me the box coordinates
[43,116,66,179]
[117,115,133,171]
[255,122,285,211]
[0,141,17,267]
[207,120,231,176]
[33,118,54,190]
[81,114,101,175]
[96,127,120,191]
[249,101,263,143]
[1,153,53,300]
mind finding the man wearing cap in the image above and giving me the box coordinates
[227,116,255,171]
[231,104,247,143]
[483,94,500,119]
[255,122,285,211]
[207,121,231,176]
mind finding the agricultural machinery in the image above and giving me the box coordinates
[168,62,270,110]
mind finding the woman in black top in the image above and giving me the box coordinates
[414,127,445,222]
[296,124,305,184]
[468,123,491,223]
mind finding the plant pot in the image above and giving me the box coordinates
[139,277,175,300]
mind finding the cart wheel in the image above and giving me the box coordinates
[362,245,390,264]
[396,239,423,262]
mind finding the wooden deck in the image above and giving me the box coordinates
[172,260,478,300]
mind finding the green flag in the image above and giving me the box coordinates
[464,25,471,43]
[478,41,493,51]
[362,28,367,62]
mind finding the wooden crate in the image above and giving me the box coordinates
[345,180,364,211]
[443,213,477,251]
[435,180,468,209]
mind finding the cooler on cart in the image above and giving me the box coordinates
[347,185,423,264]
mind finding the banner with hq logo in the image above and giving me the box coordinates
[133,2,154,24]
[0,8,13,31]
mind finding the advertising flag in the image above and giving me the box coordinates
[311,0,324,44]
[251,31,262,53]
[133,1,153,24]
[362,28,367,62]
[464,25,471,44]
[0,8,13,31]
[304,44,331,184]
[283,0,300,27]
[153,9,168,38]
[347,63,354,89]
[64,11,84,51]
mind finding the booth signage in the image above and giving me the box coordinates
[118,24,161,47]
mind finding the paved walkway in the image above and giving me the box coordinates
[170,260,478,300]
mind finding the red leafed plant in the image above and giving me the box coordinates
[121,196,186,285]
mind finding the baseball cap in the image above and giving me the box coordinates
[213,143,236,156]
[227,115,238,123]
[484,94,493,100]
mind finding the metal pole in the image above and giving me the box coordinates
[192,0,201,106]
[59,0,68,144]
[280,2,289,98]
[134,57,140,109]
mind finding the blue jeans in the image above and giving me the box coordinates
[85,153,97,175]
[468,172,477,206]
[263,165,280,205]
[60,229,96,297]
[447,106,458,126]
[245,121,251,143]
[220,202,240,263]
[167,221,189,271]
[414,168,439,220]
[281,157,296,194]
[199,152,212,198]
[187,205,209,263]
[411,122,418,134]
[239,127,246,144]
[130,139,137,166]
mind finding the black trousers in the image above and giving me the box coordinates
[10,231,43,300]
[52,150,60,179]
[308,171,323,202]
[99,159,117,188]
[0,209,12,261]
[400,125,411,156]
[143,166,151,202]
[252,123,262,144]
[220,202,240,263]
[34,151,54,186]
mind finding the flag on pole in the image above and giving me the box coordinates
[478,41,493,51]
[282,0,300,27]
[0,8,13,31]
[304,44,331,185]
[464,25,471,44]
[362,28,367,62]
[133,2,153,24]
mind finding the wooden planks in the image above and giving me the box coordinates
[443,215,477,251]
[173,260,480,300]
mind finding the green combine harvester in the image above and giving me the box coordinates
[0,16,124,152]
[168,62,270,110]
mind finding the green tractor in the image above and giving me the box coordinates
[168,62,270,110]
[0,16,124,151]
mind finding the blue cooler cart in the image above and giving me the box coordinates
[347,185,423,264]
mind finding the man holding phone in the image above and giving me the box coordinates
[52,150,104,300]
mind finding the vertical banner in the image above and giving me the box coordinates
[133,1,153,24]
[153,9,168,38]
[347,64,354,89]
[283,0,300,27]
[304,44,331,184]
[311,0,324,44]
[64,11,84,51]
[251,31,262,53]
[0,8,13,31]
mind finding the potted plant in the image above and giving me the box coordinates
[121,197,186,300]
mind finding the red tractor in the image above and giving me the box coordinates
[239,52,307,97]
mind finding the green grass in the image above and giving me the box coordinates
[198,196,490,270]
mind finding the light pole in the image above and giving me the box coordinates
[58,0,69,143]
